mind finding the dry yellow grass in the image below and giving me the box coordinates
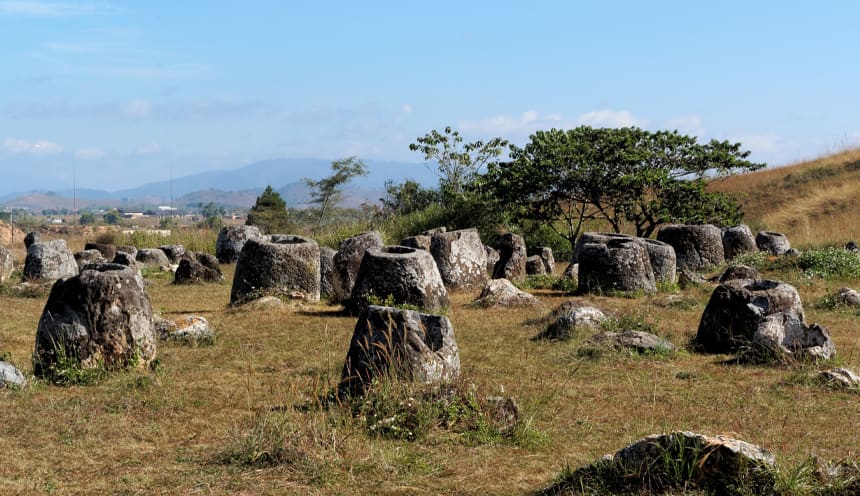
[711,146,860,246]
[2,258,860,494]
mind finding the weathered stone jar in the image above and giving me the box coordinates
[230,235,321,305]
[216,225,263,263]
[429,228,488,290]
[348,246,449,314]
[578,237,656,294]
[33,263,157,376]
[339,305,460,397]
[656,224,724,271]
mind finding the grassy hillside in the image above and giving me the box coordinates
[711,147,860,247]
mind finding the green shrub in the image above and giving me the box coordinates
[798,247,860,279]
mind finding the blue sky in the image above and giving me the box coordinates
[2,1,859,194]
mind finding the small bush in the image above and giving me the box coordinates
[350,376,545,448]
[798,247,860,279]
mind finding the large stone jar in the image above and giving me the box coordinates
[429,228,488,290]
[348,246,449,314]
[33,263,156,376]
[230,235,321,305]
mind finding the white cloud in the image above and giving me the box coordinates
[665,114,706,137]
[575,109,642,128]
[122,99,152,118]
[458,110,564,136]
[1,137,63,155]
[75,148,105,160]
[0,1,121,17]
[401,104,413,114]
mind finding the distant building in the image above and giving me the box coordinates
[121,212,146,219]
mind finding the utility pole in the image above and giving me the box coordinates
[73,159,77,226]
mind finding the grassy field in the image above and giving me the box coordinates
[711,146,860,247]
[2,253,860,494]
[3,150,860,494]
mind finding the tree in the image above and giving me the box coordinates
[409,126,508,199]
[380,179,440,217]
[484,127,763,254]
[246,185,292,234]
[103,209,121,225]
[304,156,368,229]
[79,212,96,225]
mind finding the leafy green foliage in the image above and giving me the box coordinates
[380,179,440,217]
[102,209,121,225]
[246,185,292,234]
[351,377,544,448]
[798,247,860,279]
[484,127,762,253]
[409,126,508,200]
[78,211,96,225]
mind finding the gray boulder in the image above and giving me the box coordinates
[525,255,546,275]
[473,278,542,308]
[111,251,138,269]
[719,264,761,283]
[0,247,14,284]
[430,228,488,290]
[544,431,775,495]
[332,231,384,303]
[836,287,860,307]
[174,252,223,284]
[588,330,677,354]
[74,249,106,271]
[578,238,656,294]
[536,246,556,274]
[33,263,157,376]
[116,245,138,260]
[339,305,460,397]
[159,244,186,264]
[0,361,26,388]
[348,246,449,314]
[154,315,214,344]
[656,224,725,271]
[540,302,605,340]
[819,368,860,390]
[484,245,500,274]
[754,314,835,362]
[216,225,263,263]
[136,248,171,268]
[722,224,757,260]
[24,231,40,249]
[572,232,636,262]
[84,242,117,261]
[23,239,78,282]
[401,235,431,251]
[574,233,675,284]
[696,279,805,354]
[756,231,791,255]
[319,246,338,300]
[231,235,321,305]
[492,233,528,282]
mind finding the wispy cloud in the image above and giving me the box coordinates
[1,137,63,155]
[0,1,122,17]
[1,98,280,120]
[458,109,644,137]
[664,114,706,138]
[458,111,564,136]
[575,109,642,128]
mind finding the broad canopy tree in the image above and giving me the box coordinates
[482,126,763,254]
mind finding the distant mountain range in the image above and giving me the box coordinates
[0,158,437,211]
